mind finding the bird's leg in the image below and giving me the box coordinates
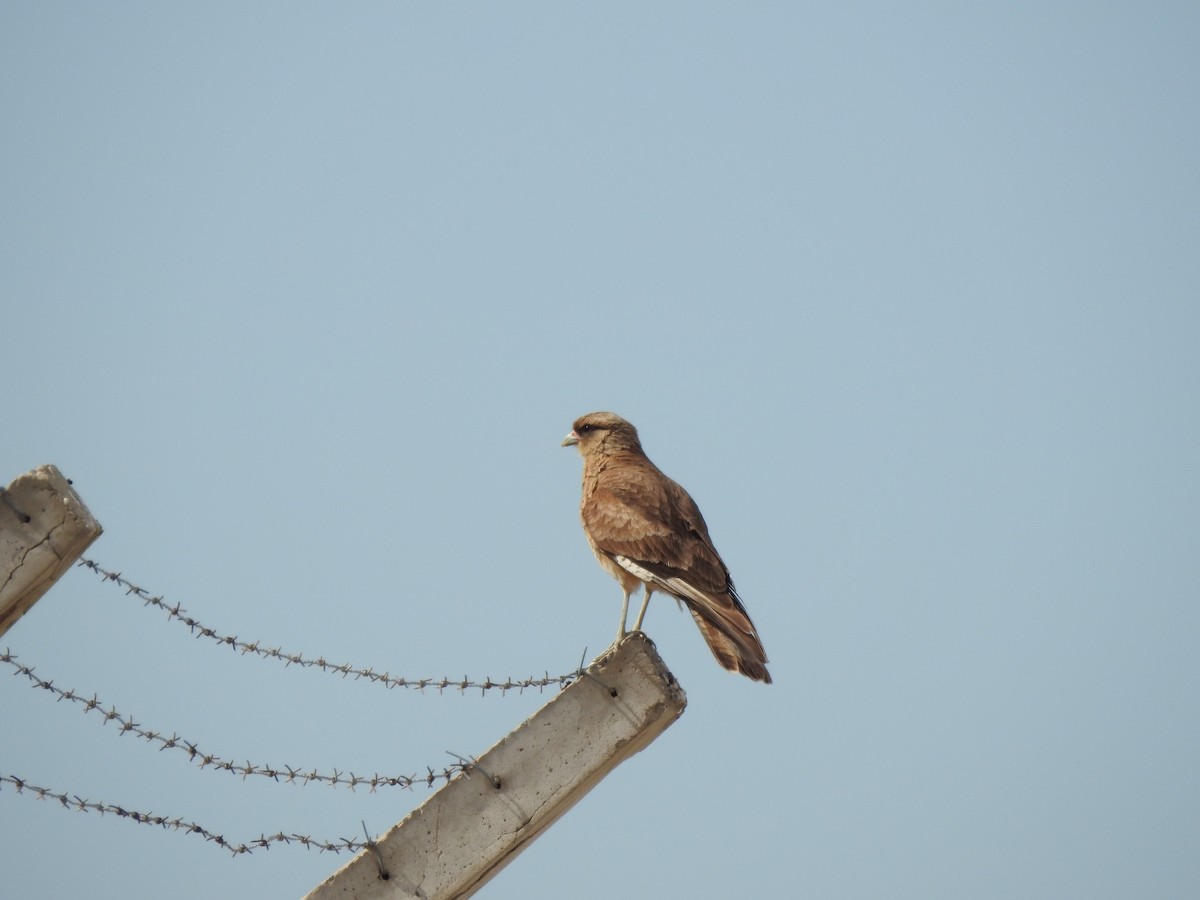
[615,588,632,642]
[632,585,653,632]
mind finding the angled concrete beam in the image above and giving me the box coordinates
[305,633,686,900]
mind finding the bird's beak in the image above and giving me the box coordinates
[561,430,580,447]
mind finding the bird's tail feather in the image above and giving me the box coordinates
[685,603,772,684]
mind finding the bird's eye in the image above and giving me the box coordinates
[579,424,592,433]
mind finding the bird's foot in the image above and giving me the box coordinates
[599,629,629,661]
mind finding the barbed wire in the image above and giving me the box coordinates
[1,649,468,792]
[0,772,367,856]
[78,558,578,694]
[3,560,593,857]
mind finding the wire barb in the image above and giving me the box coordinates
[446,751,501,790]
[575,646,617,697]
[362,821,390,881]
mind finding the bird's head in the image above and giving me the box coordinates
[562,411,643,457]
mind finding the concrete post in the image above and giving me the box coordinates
[0,465,102,638]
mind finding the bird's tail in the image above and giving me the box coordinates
[618,556,771,683]
[686,600,772,684]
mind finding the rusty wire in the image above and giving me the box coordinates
[0,560,591,856]
[0,772,367,855]
[78,558,578,694]
[1,650,468,791]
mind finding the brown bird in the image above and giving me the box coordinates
[563,412,771,683]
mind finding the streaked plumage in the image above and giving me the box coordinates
[562,412,771,683]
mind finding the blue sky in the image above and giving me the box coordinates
[3,4,1198,898]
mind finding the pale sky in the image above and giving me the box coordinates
[3,4,1198,898]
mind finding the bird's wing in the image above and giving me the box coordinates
[582,460,729,596]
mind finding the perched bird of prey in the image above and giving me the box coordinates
[563,412,771,683]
